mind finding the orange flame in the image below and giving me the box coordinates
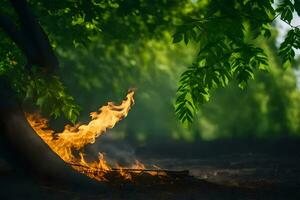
[25,90,151,181]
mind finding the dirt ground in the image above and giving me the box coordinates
[0,152,300,200]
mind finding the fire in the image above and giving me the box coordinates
[25,90,160,181]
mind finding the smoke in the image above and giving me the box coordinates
[83,130,137,167]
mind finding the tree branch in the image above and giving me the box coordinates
[10,0,58,73]
[0,13,37,64]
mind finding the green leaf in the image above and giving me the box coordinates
[295,0,300,16]
[184,31,189,45]
[277,0,294,23]
[36,95,47,107]
[172,33,183,43]
[68,108,78,124]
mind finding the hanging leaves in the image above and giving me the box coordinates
[24,74,80,124]
[279,28,300,64]
[172,0,292,125]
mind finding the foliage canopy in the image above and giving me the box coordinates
[0,0,300,127]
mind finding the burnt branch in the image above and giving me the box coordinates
[69,162,190,177]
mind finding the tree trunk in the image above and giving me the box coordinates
[0,1,107,191]
[0,79,107,191]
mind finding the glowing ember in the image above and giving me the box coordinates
[25,89,161,181]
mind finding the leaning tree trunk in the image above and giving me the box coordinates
[0,0,106,191]
[0,80,106,191]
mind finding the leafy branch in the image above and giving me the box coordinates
[173,0,299,125]
[276,0,300,64]
[24,73,80,124]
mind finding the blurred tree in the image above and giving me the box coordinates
[57,27,300,143]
